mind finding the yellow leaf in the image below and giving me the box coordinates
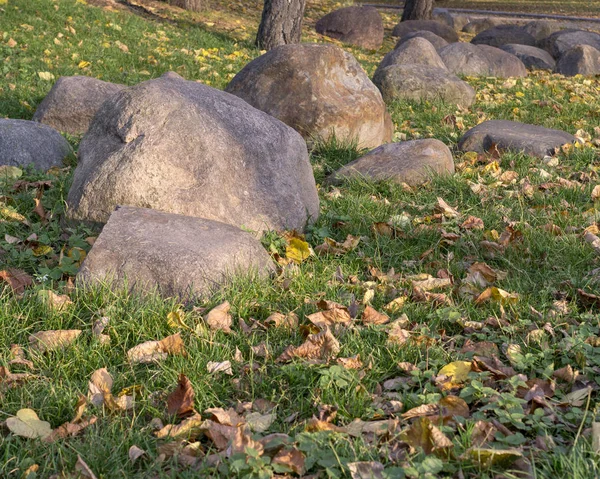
[0,206,26,222]
[6,409,53,439]
[78,60,91,69]
[33,245,53,256]
[468,448,522,468]
[167,309,187,329]
[0,0,9,5]
[286,237,312,264]
[0,165,23,181]
[37,71,55,81]
[436,361,472,390]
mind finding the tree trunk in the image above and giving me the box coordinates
[401,0,433,21]
[256,0,307,51]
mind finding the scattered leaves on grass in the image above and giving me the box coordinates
[29,329,82,353]
[127,333,186,364]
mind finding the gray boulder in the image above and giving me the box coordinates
[452,14,472,32]
[329,139,454,186]
[522,20,564,43]
[478,45,528,77]
[373,64,475,107]
[77,206,275,299]
[33,76,125,136]
[542,30,600,58]
[374,38,448,82]
[471,25,536,48]
[432,8,454,29]
[439,43,527,78]
[458,120,575,158]
[501,44,556,70]
[462,18,507,35]
[226,44,392,149]
[67,72,319,232]
[315,6,384,50]
[392,20,459,43]
[396,30,449,50]
[556,44,600,76]
[0,119,72,169]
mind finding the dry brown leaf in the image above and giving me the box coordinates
[74,455,98,479]
[264,312,298,329]
[307,300,352,328]
[155,412,205,440]
[8,344,34,369]
[88,368,113,407]
[127,333,186,364]
[474,287,518,305]
[436,197,460,218]
[29,329,81,353]
[553,365,575,383]
[439,395,470,421]
[37,290,73,311]
[336,354,363,370]
[0,268,33,295]
[411,277,451,291]
[0,365,35,388]
[227,425,264,457]
[44,415,97,443]
[205,407,244,427]
[33,197,47,222]
[314,234,360,255]
[167,374,195,418]
[347,462,385,479]
[387,319,411,346]
[402,403,439,420]
[361,305,389,325]
[584,231,600,256]
[470,420,497,447]
[461,215,485,230]
[277,328,340,363]
[207,360,233,375]
[272,447,305,475]
[128,445,146,463]
[400,417,452,454]
[206,301,233,333]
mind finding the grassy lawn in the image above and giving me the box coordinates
[2,0,600,478]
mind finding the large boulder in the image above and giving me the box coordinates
[556,45,600,76]
[522,20,564,43]
[33,76,125,136]
[392,20,458,43]
[374,38,448,82]
[478,45,528,77]
[500,44,556,70]
[396,30,449,50]
[373,64,475,107]
[462,18,507,35]
[0,119,72,169]
[67,72,319,232]
[542,30,600,58]
[471,25,536,48]
[77,206,275,299]
[432,8,454,29]
[226,44,392,149]
[439,43,527,78]
[329,139,454,186]
[315,6,384,50]
[458,120,575,158]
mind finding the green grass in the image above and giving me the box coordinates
[3,0,600,478]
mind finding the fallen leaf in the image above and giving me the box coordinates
[347,461,385,479]
[467,448,522,469]
[38,71,55,81]
[400,417,452,454]
[361,305,389,325]
[127,333,186,364]
[207,360,233,375]
[227,425,264,456]
[129,445,146,463]
[337,354,363,370]
[205,407,244,427]
[8,344,34,369]
[6,408,52,439]
[167,309,187,329]
[436,197,460,218]
[246,411,276,433]
[286,237,313,264]
[167,373,195,418]
[0,268,33,294]
[87,368,113,406]
[155,413,205,440]
[264,311,298,329]
[470,420,497,447]
[29,329,82,353]
[74,455,98,479]
[314,234,360,255]
[475,287,518,305]
[435,361,472,391]
[273,447,305,475]
[277,328,340,363]
[206,301,232,333]
[37,290,73,311]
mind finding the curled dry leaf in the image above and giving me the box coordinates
[88,368,113,407]
[207,360,233,375]
[385,296,407,313]
[474,287,518,305]
[400,417,452,454]
[129,445,146,463]
[29,329,82,353]
[246,411,276,433]
[361,305,389,325]
[436,197,460,218]
[75,455,98,479]
[277,328,340,363]
[308,300,352,328]
[228,425,265,457]
[127,333,186,364]
[336,354,363,370]
[264,311,298,329]
[37,290,73,311]
[0,366,35,388]
[273,447,305,476]
[411,276,451,292]
[155,412,205,440]
[167,374,195,418]
[0,268,33,295]
[461,215,484,230]
[205,407,244,427]
[314,234,360,255]
[206,301,233,333]
[9,344,34,369]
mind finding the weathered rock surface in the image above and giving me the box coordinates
[522,20,564,43]
[315,6,384,50]
[226,44,392,149]
[392,20,459,43]
[451,14,472,32]
[77,206,275,299]
[542,30,600,58]
[440,43,527,77]
[471,25,536,48]
[500,44,556,70]
[458,120,575,158]
[556,44,600,76]
[329,139,454,186]
[0,119,72,169]
[33,76,125,136]
[462,18,507,35]
[396,30,449,50]
[373,64,475,107]
[432,8,454,29]
[374,38,448,81]
[67,72,319,232]
[478,45,528,77]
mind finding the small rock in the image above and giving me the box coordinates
[33,76,125,135]
[0,119,72,169]
[77,206,275,299]
[329,139,454,186]
[392,19,458,43]
[458,120,575,158]
[315,6,384,50]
